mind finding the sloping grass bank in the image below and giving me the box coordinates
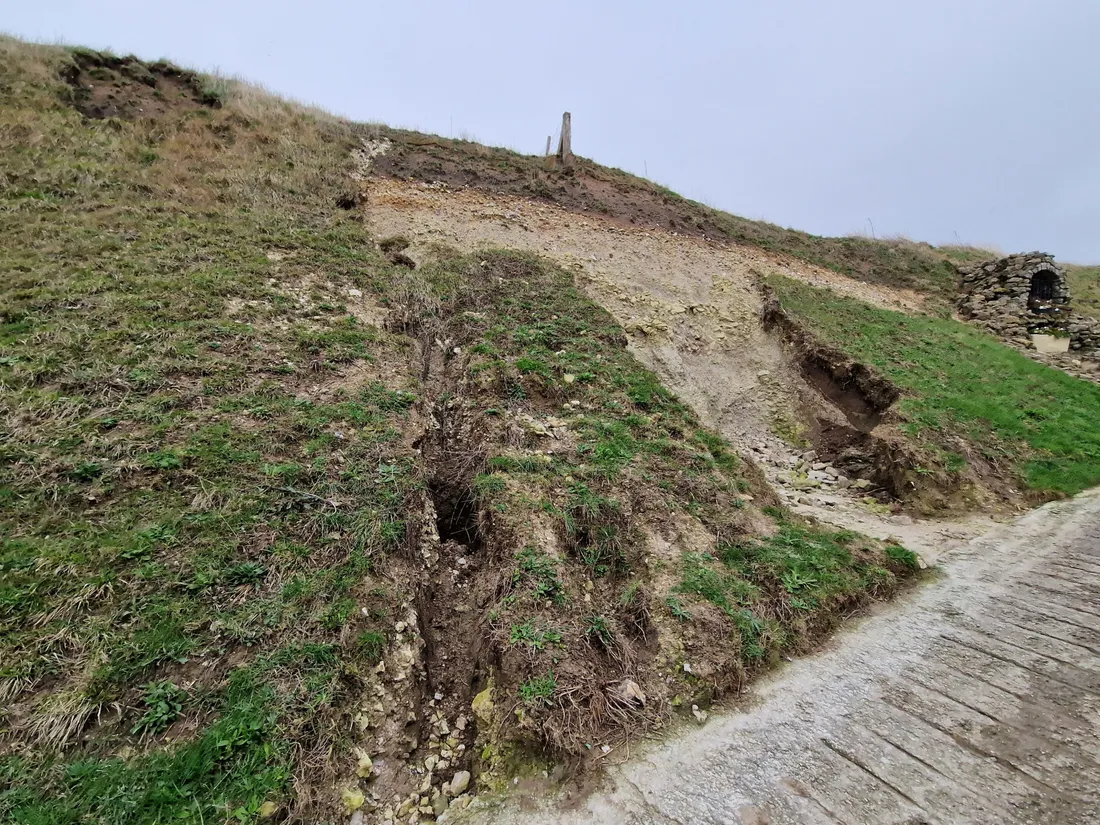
[0,38,920,824]
[768,275,1100,496]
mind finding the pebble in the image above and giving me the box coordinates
[447,770,471,797]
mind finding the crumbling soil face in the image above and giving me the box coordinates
[364,178,905,451]
[370,131,955,299]
[60,49,220,120]
[363,178,1004,524]
[762,286,899,434]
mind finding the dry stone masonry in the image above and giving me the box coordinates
[956,252,1100,351]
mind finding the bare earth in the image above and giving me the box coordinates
[463,489,1100,825]
[365,178,999,557]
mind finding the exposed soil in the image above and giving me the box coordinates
[371,129,959,298]
[362,178,968,516]
[762,286,900,433]
[60,49,220,120]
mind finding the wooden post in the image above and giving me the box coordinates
[545,135,551,156]
[556,112,573,165]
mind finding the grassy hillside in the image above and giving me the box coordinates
[767,276,1100,497]
[1066,264,1100,319]
[0,38,922,824]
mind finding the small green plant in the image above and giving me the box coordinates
[224,562,267,585]
[509,621,564,650]
[518,672,557,705]
[143,450,183,470]
[583,614,613,648]
[666,595,692,621]
[68,461,103,481]
[131,681,186,736]
[619,580,641,607]
[780,569,818,593]
[512,546,566,604]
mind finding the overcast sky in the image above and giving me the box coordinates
[8,1,1100,262]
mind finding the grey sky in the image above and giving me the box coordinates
[9,1,1100,262]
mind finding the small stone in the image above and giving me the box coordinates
[447,770,471,797]
[691,704,708,724]
[563,373,576,384]
[355,749,374,778]
[259,801,278,819]
[424,755,438,772]
[455,715,468,731]
[348,288,363,298]
[471,687,494,723]
[342,787,366,814]
[433,794,449,817]
[609,678,646,708]
[348,813,364,825]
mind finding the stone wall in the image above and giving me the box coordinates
[956,252,1100,351]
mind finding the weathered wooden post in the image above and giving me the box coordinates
[556,112,573,165]
[545,135,551,156]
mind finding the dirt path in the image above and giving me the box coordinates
[459,489,1100,825]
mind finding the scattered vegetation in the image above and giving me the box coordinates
[768,275,1100,495]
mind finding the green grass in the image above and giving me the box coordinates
[0,39,413,822]
[509,621,564,651]
[1066,264,1100,320]
[673,521,907,662]
[768,275,1100,494]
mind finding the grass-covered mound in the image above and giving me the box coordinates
[768,275,1100,497]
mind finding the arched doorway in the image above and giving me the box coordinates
[1029,270,1057,306]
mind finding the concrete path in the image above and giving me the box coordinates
[467,491,1100,825]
